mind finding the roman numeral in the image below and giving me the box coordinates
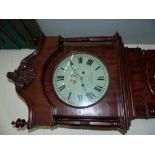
[97,76,104,80]
[86,92,94,101]
[59,85,65,91]
[94,85,103,92]
[78,94,82,102]
[95,66,100,70]
[68,92,71,100]
[61,67,65,71]
[91,92,96,98]
[57,76,64,81]
[86,59,93,66]
[78,57,83,63]
[70,61,73,66]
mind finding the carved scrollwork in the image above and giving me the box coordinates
[7,62,36,89]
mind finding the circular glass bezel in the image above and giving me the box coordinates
[52,52,110,108]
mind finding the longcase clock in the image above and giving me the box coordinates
[7,33,155,133]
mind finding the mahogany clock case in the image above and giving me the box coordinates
[7,33,155,134]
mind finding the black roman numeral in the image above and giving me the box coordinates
[61,67,65,71]
[59,85,65,91]
[91,92,96,98]
[94,85,103,92]
[70,61,73,66]
[86,92,94,101]
[97,76,104,80]
[57,76,64,81]
[78,94,82,102]
[68,92,71,100]
[86,59,93,66]
[95,66,100,70]
[78,57,83,63]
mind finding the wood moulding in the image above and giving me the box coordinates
[7,33,155,134]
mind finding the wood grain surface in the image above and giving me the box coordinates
[7,33,155,133]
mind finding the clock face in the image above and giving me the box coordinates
[53,53,109,107]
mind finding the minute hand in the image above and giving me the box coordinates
[70,66,88,92]
[70,66,81,77]
[80,77,88,93]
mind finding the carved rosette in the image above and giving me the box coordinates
[7,62,36,90]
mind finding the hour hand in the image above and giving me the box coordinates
[80,77,87,93]
[70,65,81,77]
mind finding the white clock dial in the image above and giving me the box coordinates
[53,53,109,107]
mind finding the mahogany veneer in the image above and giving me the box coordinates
[7,33,155,133]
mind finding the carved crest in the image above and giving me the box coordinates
[7,62,36,89]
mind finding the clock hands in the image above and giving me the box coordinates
[80,76,95,102]
[70,64,88,94]
[80,77,87,93]
[70,65,81,77]
[54,54,109,107]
